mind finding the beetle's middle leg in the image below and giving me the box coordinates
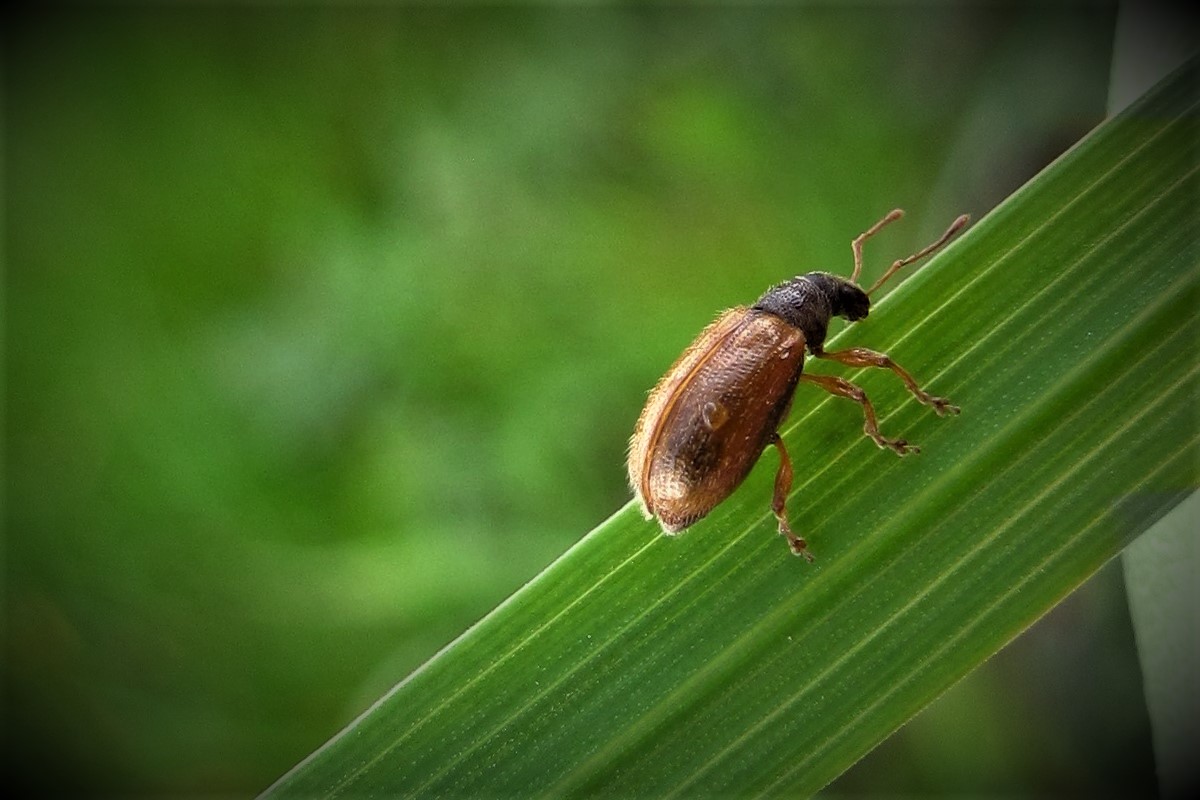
[799,373,919,456]
[769,433,814,561]
[817,347,960,416]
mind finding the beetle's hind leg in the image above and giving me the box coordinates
[769,433,814,562]
[799,373,920,456]
[817,347,960,416]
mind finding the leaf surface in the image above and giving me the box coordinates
[265,58,1199,799]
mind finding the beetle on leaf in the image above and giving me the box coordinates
[627,210,968,560]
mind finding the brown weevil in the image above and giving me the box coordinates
[627,209,968,560]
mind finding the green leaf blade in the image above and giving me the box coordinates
[265,58,1199,799]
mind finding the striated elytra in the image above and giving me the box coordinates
[627,209,968,560]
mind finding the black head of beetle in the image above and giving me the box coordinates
[753,272,869,355]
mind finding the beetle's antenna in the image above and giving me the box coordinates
[866,213,969,296]
[850,208,904,286]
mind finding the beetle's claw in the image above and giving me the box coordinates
[788,537,816,562]
[780,528,815,562]
[926,395,960,416]
[875,435,919,456]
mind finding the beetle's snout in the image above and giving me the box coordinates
[839,284,871,321]
[844,303,869,322]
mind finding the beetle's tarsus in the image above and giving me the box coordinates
[936,399,961,416]
[876,435,919,456]
[782,527,815,562]
[787,532,816,563]
[919,391,960,416]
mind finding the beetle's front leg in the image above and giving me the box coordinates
[817,347,960,416]
[769,433,814,561]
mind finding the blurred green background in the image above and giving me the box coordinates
[5,3,1157,796]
